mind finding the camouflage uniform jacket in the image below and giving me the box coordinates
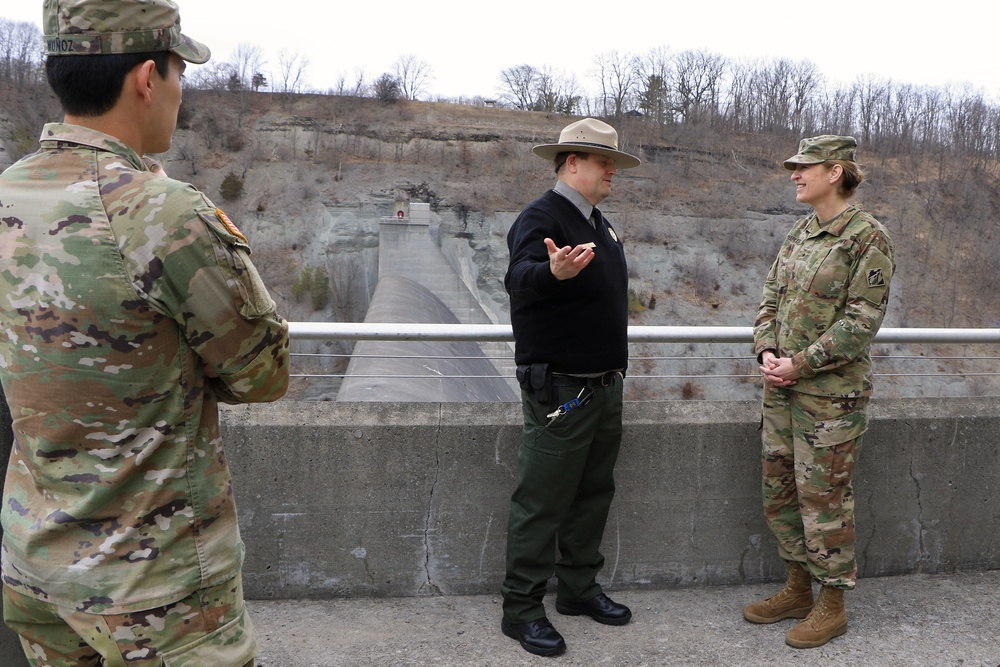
[754,204,894,398]
[0,123,290,614]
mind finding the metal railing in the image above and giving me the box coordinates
[290,323,1000,344]
[288,324,1000,400]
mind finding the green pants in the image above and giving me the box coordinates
[501,377,623,623]
[761,384,868,589]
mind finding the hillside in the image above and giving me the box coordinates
[3,84,1000,398]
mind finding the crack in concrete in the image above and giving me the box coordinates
[356,521,375,586]
[362,554,375,585]
[738,533,761,583]
[738,545,749,582]
[861,483,876,577]
[421,413,443,595]
[909,435,926,573]
[478,512,493,578]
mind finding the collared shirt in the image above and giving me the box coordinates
[754,204,895,398]
[553,179,595,224]
[0,123,290,613]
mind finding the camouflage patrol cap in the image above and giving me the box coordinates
[43,0,210,64]
[783,135,857,170]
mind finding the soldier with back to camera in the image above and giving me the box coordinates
[0,1,289,665]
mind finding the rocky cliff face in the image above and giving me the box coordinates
[4,84,1000,399]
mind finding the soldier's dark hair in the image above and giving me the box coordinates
[46,52,171,117]
[829,159,864,198]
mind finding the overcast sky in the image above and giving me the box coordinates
[4,1,997,101]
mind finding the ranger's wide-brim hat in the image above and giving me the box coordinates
[532,118,640,169]
[783,134,857,169]
[43,0,210,64]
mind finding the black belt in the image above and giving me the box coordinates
[551,371,621,388]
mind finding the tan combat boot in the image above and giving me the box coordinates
[785,585,847,648]
[743,561,814,624]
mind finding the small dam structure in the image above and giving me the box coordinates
[337,202,517,401]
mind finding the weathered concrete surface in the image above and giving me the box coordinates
[3,397,999,667]
[249,570,1000,666]
[221,398,1000,601]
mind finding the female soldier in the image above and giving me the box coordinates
[743,135,894,648]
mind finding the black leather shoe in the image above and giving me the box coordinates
[556,593,632,625]
[501,617,566,656]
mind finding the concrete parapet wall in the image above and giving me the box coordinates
[221,398,1000,600]
[1,396,997,665]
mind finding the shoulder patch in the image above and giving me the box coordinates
[216,209,247,244]
[866,267,887,288]
[850,246,893,306]
[198,209,250,251]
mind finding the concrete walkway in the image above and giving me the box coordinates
[250,570,1000,667]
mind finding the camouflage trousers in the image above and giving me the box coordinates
[3,576,256,667]
[760,384,868,589]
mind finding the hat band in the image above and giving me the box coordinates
[45,26,180,56]
[560,141,620,153]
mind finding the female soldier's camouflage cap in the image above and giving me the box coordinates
[783,135,857,170]
[43,0,210,64]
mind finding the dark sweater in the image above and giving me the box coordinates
[504,189,628,373]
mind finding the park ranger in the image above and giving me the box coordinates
[0,1,289,665]
[501,118,640,658]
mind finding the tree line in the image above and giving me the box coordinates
[183,42,432,105]
[0,18,42,89]
[4,16,1000,167]
[496,48,1000,167]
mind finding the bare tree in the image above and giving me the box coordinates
[636,47,673,125]
[328,68,368,96]
[877,82,917,154]
[171,134,202,176]
[330,256,369,322]
[816,85,856,137]
[393,54,432,101]
[760,58,795,131]
[186,60,234,91]
[350,67,368,97]
[496,64,580,113]
[0,18,42,88]
[914,86,945,149]
[593,50,640,122]
[231,42,266,91]
[945,85,991,168]
[853,75,890,144]
[672,49,726,125]
[721,58,753,131]
[534,67,581,113]
[788,60,822,134]
[0,18,18,81]
[498,64,538,110]
[277,49,310,94]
